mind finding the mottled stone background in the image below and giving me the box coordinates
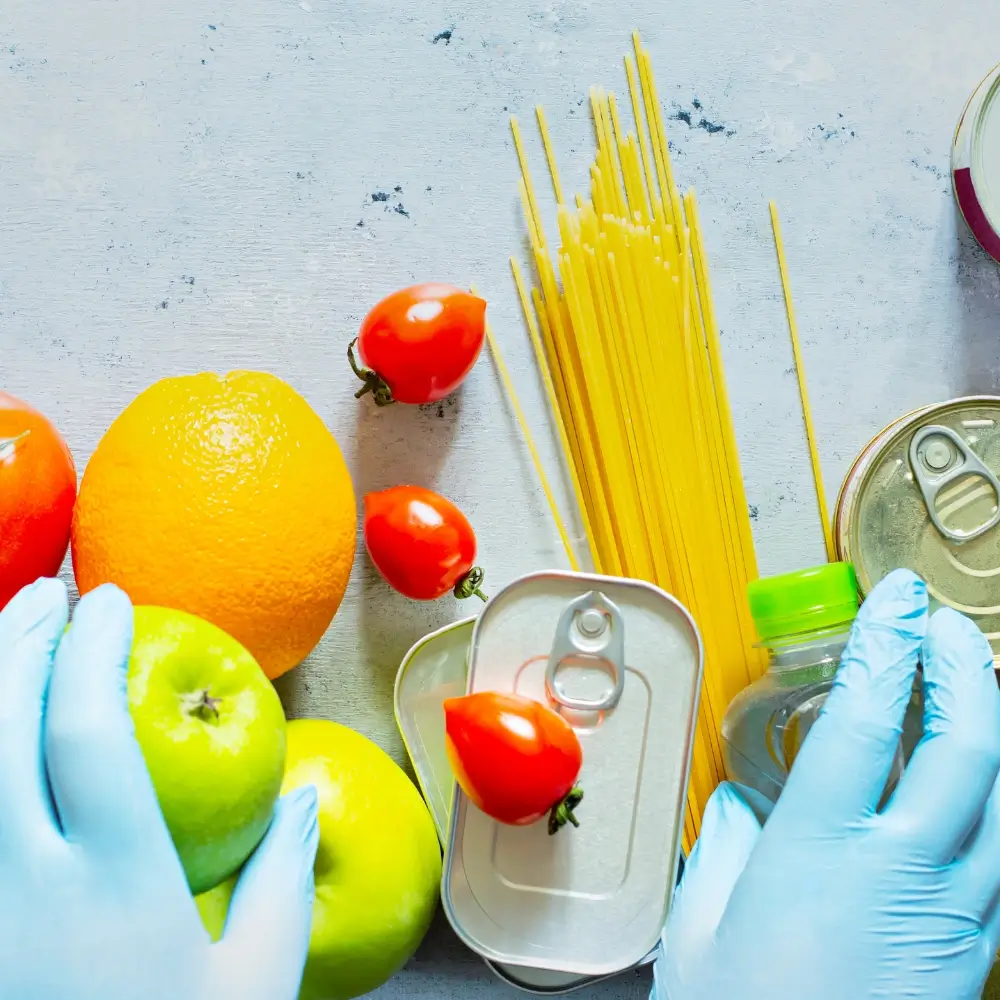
[2,1,998,995]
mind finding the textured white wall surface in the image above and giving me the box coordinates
[3,0,999,995]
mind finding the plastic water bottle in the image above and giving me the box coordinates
[722,562,923,819]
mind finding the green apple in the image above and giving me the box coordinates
[129,605,287,895]
[196,874,237,941]
[283,719,442,1000]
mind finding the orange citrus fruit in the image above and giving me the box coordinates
[71,371,356,679]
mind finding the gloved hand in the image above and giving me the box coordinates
[0,578,319,1000]
[654,569,1000,1000]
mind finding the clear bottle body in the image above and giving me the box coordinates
[721,627,924,820]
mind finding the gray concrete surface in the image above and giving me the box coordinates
[2,0,999,996]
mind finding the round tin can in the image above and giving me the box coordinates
[835,396,1000,659]
[953,62,1000,262]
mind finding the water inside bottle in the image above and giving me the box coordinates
[722,658,923,819]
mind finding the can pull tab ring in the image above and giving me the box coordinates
[909,424,1000,543]
[545,591,626,713]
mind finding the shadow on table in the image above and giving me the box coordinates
[274,386,467,764]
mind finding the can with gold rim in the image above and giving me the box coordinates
[835,396,1000,661]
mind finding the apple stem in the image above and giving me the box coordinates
[185,689,222,722]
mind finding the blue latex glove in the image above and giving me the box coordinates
[654,569,1000,999]
[0,578,319,1000]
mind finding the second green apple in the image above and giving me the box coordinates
[128,605,287,895]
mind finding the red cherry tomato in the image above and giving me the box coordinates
[363,485,486,601]
[444,692,584,833]
[348,284,486,406]
[0,392,77,609]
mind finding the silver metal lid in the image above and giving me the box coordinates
[442,570,702,977]
[836,397,1000,659]
[394,618,475,844]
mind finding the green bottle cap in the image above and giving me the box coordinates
[747,562,859,643]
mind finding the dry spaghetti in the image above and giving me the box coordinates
[510,32,766,847]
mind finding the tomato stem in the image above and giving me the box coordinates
[548,787,584,835]
[348,339,395,407]
[454,566,488,602]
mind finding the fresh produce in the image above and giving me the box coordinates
[195,874,236,941]
[444,692,584,834]
[0,391,76,610]
[128,606,287,895]
[282,719,441,1000]
[71,371,356,679]
[348,284,486,405]
[364,485,486,601]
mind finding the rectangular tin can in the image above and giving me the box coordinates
[954,62,1000,262]
[441,570,703,978]
[393,613,663,994]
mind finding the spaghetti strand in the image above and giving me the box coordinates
[769,201,836,562]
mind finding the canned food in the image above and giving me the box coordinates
[836,396,1000,658]
[394,614,662,993]
[394,617,474,843]
[442,571,701,978]
[953,62,1000,262]
[484,958,650,995]
[834,403,937,519]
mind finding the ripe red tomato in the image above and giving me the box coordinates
[348,284,486,406]
[0,392,77,609]
[444,692,584,833]
[363,485,486,601]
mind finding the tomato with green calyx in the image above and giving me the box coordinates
[444,691,584,834]
[0,391,77,611]
[348,284,486,406]
[364,485,487,602]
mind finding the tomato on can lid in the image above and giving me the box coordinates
[394,610,662,993]
[953,63,1000,263]
[836,397,1000,660]
[442,570,701,978]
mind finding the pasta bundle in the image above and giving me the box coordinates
[509,32,767,846]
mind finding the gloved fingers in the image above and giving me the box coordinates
[0,579,67,848]
[45,585,179,865]
[652,782,761,995]
[954,769,1000,914]
[980,893,1000,975]
[881,607,1000,862]
[771,570,927,834]
[212,786,319,999]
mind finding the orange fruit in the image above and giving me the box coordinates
[72,371,356,679]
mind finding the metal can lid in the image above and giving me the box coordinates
[395,617,640,994]
[394,618,475,844]
[442,571,702,978]
[836,397,1000,659]
[747,563,858,644]
[953,62,1000,262]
